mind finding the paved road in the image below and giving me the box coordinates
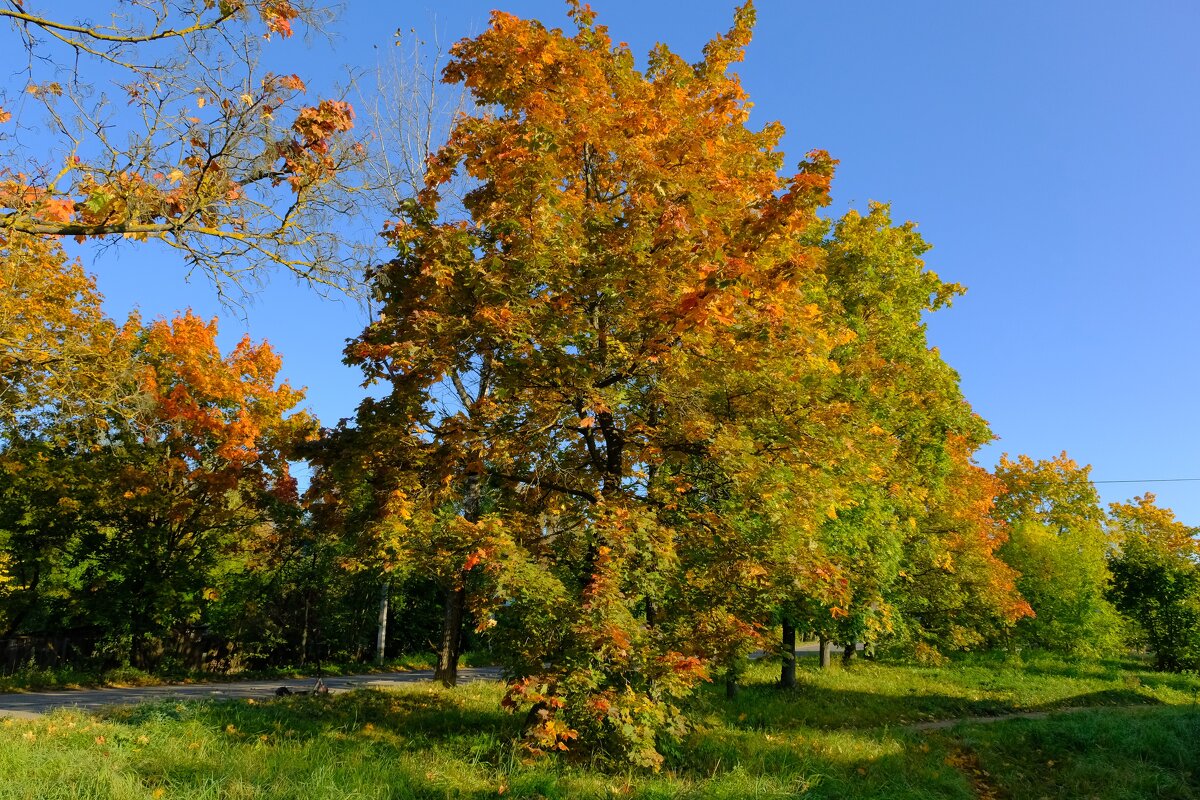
[0,667,503,719]
[0,643,848,719]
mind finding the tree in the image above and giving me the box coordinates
[1108,494,1200,671]
[349,0,846,767]
[0,232,127,440]
[896,438,1031,658]
[787,203,1027,663]
[993,452,1122,655]
[0,310,313,663]
[1,1,359,295]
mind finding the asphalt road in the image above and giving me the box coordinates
[0,667,503,719]
[0,643,848,719]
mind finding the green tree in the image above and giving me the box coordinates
[993,452,1123,655]
[1108,494,1200,671]
[789,203,1026,663]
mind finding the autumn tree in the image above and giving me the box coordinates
[0,310,313,662]
[993,452,1123,655]
[1108,494,1200,671]
[785,203,1027,665]
[0,232,129,440]
[895,438,1030,659]
[0,1,360,295]
[347,0,853,766]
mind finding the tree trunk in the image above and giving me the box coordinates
[435,585,467,687]
[842,642,856,666]
[725,672,739,699]
[818,636,832,669]
[780,619,797,688]
[375,580,389,665]
[435,472,482,688]
[299,595,310,666]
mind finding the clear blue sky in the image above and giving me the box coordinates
[77,1,1200,523]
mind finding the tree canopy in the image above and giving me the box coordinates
[1,0,360,295]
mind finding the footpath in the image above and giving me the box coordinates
[0,667,503,719]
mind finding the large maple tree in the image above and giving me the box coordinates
[346,0,852,766]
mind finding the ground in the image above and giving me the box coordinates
[0,652,1197,799]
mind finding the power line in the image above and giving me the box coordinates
[1091,478,1200,485]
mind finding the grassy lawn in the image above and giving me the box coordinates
[0,652,1197,799]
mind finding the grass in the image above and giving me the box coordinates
[0,651,1196,798]
[694,650,1199,731]
[946,706,1200,799]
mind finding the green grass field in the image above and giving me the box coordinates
[1,652,1197,799]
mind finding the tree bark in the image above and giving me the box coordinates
[842,642,857,666]
[435,471,482,688]
[434,585,467,687]
[818,636,832,669]
[725,672,739,699]
[375,580,389,665]
[780,619,797,688]
[299,595,310,666]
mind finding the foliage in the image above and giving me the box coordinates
[792,202,1027,657]
[0,1,361,294]
[1108,494,1200,671]
[0,307,314,663]
[894,439,1030,654]
[993,452,1123,655]
[346,0,856,768]
[0,233,126,440]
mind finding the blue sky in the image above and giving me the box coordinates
[74,1,1200,522]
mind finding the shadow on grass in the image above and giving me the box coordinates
[1011,657,1200,695]
[949,705,1200,800]
[1026,687,1163,712]
[663,724,974,799]
[695,680,1167,734]
[105,687,523,750]
[90,689,982,799]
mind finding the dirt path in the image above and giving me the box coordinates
[0,667,503,719]
[910,703,1159,731]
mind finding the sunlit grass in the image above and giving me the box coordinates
[0,651,1197,798]
[693,650,1198,731]
[950,706,1200,799]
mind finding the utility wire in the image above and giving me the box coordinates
[1092,478,1200,485]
